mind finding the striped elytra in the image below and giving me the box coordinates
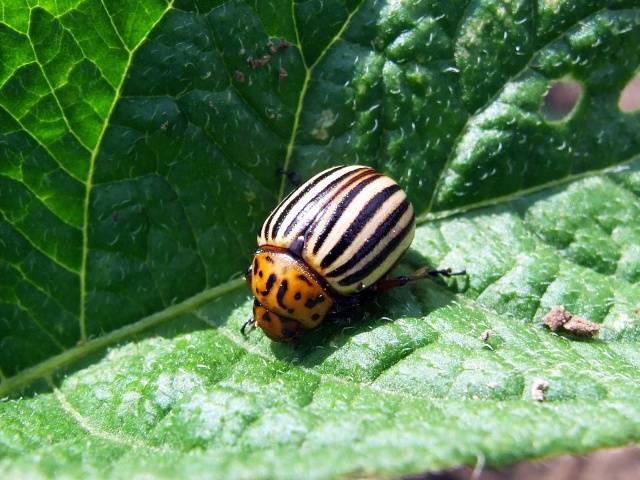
[258,165,415,295]
[246,165,416,342]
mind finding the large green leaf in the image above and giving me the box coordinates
[1,0,640,478]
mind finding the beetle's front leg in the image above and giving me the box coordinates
[240,318,256,336]
[374,267,466,293]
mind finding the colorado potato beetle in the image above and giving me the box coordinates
[243,165,464,342]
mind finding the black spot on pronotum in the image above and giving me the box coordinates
[297,275,312,286]
[265,256,274,263]
[305,295,325,309]
[262,274,277,296]
[541,78,583,121]
[312,313,320,321]
[294,292,302,300]
[277,280,289,310]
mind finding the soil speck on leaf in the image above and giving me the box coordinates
[531,379,549,402]
[543,305,600,338]
[247,55,272,70]
[481,329,492,342]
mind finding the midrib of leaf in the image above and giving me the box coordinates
[277,0,367,201]
[78,0,175,342]
[417,154,640,223]
[0,277,244,397]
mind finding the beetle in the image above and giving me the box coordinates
[243,165,465,342]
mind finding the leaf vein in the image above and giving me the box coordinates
[13,300,66,352]
[52,385,165,451]
[27,10,93,153]
[79,0,176,342]
[0,211,80,274]
[8,261,79,320]
[99,0,131,54]
[0,276,244,396]
[0,104,86,184]
[277,0,368,201]
[417,153,640,224]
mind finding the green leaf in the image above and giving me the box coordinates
[1,0,640,478]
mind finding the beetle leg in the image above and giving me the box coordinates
[422,267,467,278]
[374,267,466,293]
[240,318,257,336]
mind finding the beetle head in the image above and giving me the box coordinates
[246,248,334,341]
[252,300,301,342]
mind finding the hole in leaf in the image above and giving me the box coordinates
[541,78,583,122]
[619,73,640,112]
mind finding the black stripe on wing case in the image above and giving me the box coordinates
[337,216,414,286]
[286,168,374,240]
[319,184,401,269]
[263,186,296,241]
[326,200,410,278]
[312,174,382,255]
[269,166,344,240]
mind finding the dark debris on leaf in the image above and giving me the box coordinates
[531,379,549,402]
[480,329,492,342]
[247,55,272,70]
[543,305,600,338]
